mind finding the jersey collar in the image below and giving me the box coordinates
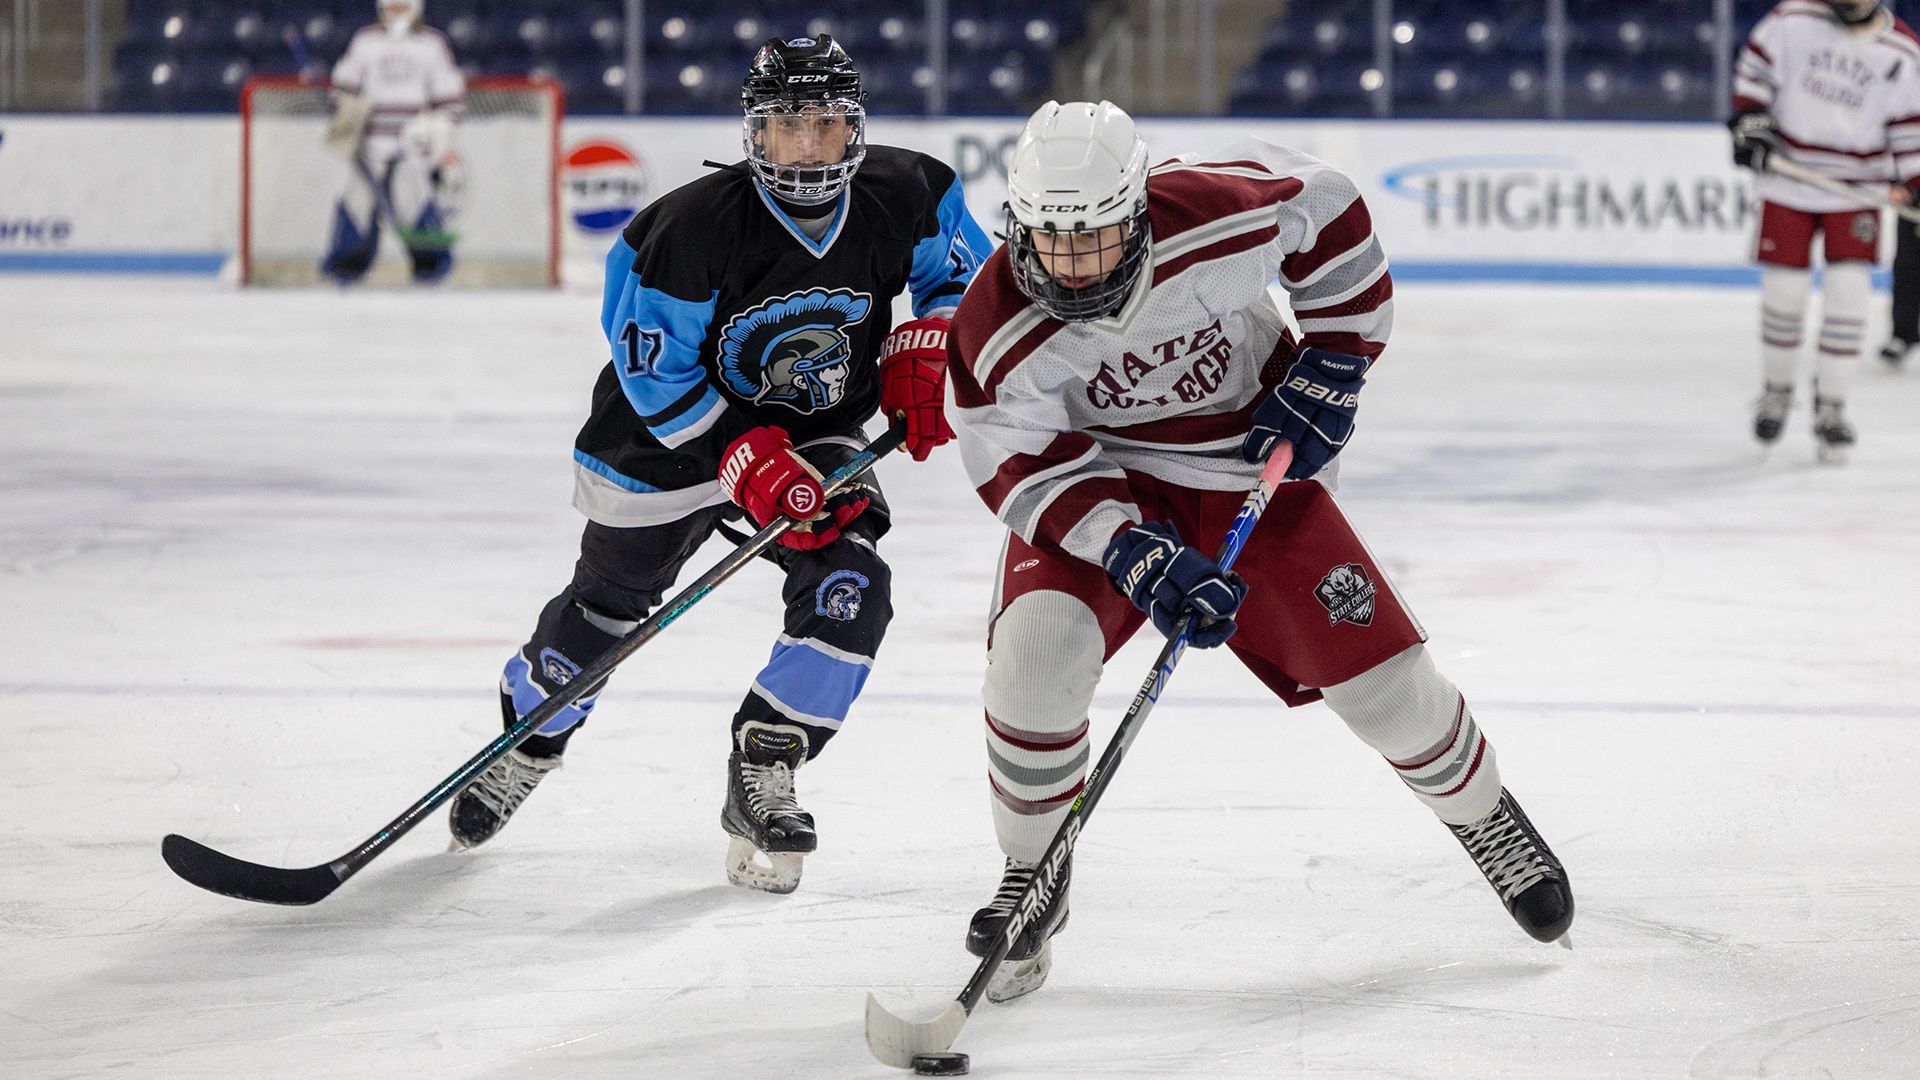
[754,182,849,260]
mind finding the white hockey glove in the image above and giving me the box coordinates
[402,109,458,165]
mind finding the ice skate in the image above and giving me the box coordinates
[1813,396,1855,464]
[721,722,817,894]
[1878,337,1909,370]
[1752,383,1792,444]
[1448,789,1574,945]
[448,747,562,850]
[967,856,1071,1002]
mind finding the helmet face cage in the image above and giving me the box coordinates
[1006,199,1151,322]
[743,101,867,206]
[741,35,868,206]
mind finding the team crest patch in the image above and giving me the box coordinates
[539,648,582,685]
[1852,213,1876,243]
[717,288,872,413]
[815,569,870,621]
[1314,563,1377,627]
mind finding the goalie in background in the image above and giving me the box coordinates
[321,0,465,285]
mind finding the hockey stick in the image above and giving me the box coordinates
[353,154,460,249]
[162,424,908,905]
[864,440,1295,1069]
[1768,155,1920,225]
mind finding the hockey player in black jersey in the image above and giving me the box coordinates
[447,35,990,893]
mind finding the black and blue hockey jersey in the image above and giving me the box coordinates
[571,145,991,527]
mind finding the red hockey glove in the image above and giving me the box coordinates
[878,316,955,462]
[718,427,868,550]
[778,489,871,550]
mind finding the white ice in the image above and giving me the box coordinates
[2,276,1916,1079]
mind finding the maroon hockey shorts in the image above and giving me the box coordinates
[1755,200,1879,268]
[991,475,1426,706]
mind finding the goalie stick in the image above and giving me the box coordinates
[161,424,907,906]
[864,441,1295,1070]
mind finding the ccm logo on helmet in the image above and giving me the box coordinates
[1039,203,1089,213]
[787,74,830,82]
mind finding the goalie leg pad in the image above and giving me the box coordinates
[1320,644,1502,826]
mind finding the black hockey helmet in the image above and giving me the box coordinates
[741,35,867,206]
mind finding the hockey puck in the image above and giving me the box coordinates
[910,1051,970,1076]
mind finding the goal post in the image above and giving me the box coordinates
[239,74,563,287]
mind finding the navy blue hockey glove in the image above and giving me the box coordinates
[1102,522,1247,648]
[1240,346,1367,480]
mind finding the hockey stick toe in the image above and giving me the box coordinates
[161,834,342,906]
[864,994,969,1069]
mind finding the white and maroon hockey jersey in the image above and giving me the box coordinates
[1735,0,1920,211]
[948,139,1392,566]
[330,22,464,151]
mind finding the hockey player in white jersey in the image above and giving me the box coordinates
[946,102,1574,1002]
[1731,0,1920,460]
[322,0,466,285]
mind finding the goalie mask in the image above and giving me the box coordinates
[1005,100,1152,323]
[741,35,867,207]
[380,0,422,33]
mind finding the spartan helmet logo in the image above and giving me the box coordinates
[814,569,869,621]
[717,288,873,414]
[760,325,852,411]
[1313,563,1377,627]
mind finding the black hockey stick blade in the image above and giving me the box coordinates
[865,994,969,1069]
[161,833,343,906]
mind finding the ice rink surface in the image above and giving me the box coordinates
[3,275,1917,1079]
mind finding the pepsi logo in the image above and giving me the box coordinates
[565,139,649,234]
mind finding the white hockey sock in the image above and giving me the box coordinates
[1760,265,1812,388]
[1319,645,1502,826]
[1816,261,1870,402]
[983,590,1104,863]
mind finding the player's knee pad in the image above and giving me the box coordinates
[1761,265,1813,321]
[984,590,1103,734]
[739,539,891,755]
[784,535,892,657]
[500,591,637,742]
[984,590,1103,862]
[1320,644,1500,825]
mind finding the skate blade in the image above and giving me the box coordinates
[1816,444,1850,465]
[986,940,1052,1004]
[1557,932,1574,951]
[725,835,803,894]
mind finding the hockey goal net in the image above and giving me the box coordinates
[239,75,562,287]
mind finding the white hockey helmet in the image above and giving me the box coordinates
[1004,100,1152,321]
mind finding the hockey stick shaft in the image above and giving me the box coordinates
[866,441,1294,1068]
[1768,156,1920,224]
[163,424,906,904]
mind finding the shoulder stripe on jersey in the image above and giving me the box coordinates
[969,305,1051,388]
[1152,202,1282,266]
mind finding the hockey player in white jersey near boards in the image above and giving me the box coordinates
[947,102,1575,1001]
[322,0,465,284]
[1731,0,1920,459]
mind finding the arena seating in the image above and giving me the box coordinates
[111,0,1080,113]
